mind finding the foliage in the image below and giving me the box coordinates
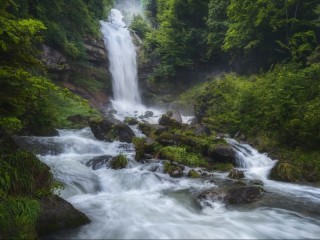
[130,15,152,39]
[110,154,128,170]
[141,0,319,79]
[158,146,206,167]
[12,0,114,59]
[0,151,53,197]
[0,197,40,239]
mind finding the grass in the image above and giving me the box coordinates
[159,146,206,168]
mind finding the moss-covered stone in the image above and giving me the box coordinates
[208,163,234,172]
[163,162,184,178]
[228,169,245,179]
[110,154,128,170]
[124,117,138,125]
[132,137,159,162]
[188,169,201,178]
[269,161,302,182]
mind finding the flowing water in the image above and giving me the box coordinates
[100,9,141,108]
[15,6,320,239]
[16,126,320,239]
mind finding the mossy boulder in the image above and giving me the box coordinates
[89,116,135,143]
[207,144,236,164]
[132,137,158,161]
[228,169,245,179]
[188,169,201,178]
[158,111,182,128]
[269,161,302,182]
[110,155,128,170]
[163,162,184,178]
[124,117,138,126]
[36,195,90,236]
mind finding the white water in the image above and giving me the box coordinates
[16,5,319,239]
[16,125,320,239]
[101,9,141,108]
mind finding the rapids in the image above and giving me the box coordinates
[16,5,320,239]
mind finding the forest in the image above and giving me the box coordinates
[0,0,320,239]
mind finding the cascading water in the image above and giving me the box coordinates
[100,9,141,110]
[13,4,320,239]
[15,127,320,239]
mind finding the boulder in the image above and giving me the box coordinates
[224,186,265,204]
[163,162,184,178]
[188,169,201,178]
[158,111,182,128]
[36,195,90,236]
[86,155,113,170]
[249,179,264,186]
[207,144,236,164]
[144,111,154,118]
[132,137,157,162]
[228,169,245,179]
[89,116,135,143]
[124,117,138,125]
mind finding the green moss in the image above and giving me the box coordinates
[158,146,206,168]
[188,169,201,178]
[208,163,234,172]
[270,161,302,182]
[110,154,128,170]
[124,117,138,126]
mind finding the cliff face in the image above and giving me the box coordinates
[42,36,112,110]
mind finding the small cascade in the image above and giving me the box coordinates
[227,138,276,180]
[100,9,141,110]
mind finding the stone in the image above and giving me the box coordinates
[163,162,184,178]
[188,169,201,178]
[228,169,245,179]
[158,111,182,128]
[249,179,264,186]
[144,111,154,118]
[86,155,113,170]
[124,117,138,125]
[224,186,265,204]
[89,116,135,143]
[207,144,236,164]
[36,195,90,236]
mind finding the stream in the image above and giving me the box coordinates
[16,6,320,239]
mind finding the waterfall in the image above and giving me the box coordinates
[100,9,141,110]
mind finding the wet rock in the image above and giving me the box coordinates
[132,137,157,161]
[124,117,138,125]
[67,114,88,127]
[88,116,135,143]
[144,111,154,118]
[249,179,264,186]
[86,155,113,170]
[228,169,245,179]
[207,144,236,164]
[163,161,184,178]
[110,155,128,170]
[158,111,182,128]
[197,189,224,206]
[224,186,265,204]
[188,169,201,178]
[36,195,90,236]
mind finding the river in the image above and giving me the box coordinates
[16,6,320,239]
